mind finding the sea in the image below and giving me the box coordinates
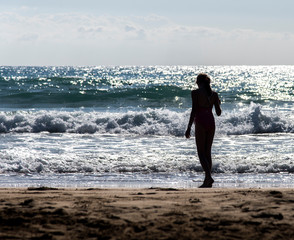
[0,65,293,188]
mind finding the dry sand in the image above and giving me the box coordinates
[0,187,294,240]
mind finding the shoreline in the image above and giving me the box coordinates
[0,187,294,239]
[2,172,294,189]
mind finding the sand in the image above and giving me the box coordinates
[0,188,294,240]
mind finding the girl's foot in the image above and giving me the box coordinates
[198,178,214,188]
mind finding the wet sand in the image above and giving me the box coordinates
[0,188,294,239]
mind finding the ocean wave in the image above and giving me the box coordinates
[0,104,293,136]
[0,82,190,108]
[1,148,293,175]
[1,65,294,108]
[218,103,293,135]
[0,109,186,136]
[1,161,294,175]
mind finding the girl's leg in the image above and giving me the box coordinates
[195,126,211,180]
[205,128,215,172]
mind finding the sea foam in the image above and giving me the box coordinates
[0,104,292,136]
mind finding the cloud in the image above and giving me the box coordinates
[125,25,136,32]
[18,33,39,42]
[0,12,293,65]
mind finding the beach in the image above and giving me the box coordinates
[0,187,294,239]
[1,0,294,238]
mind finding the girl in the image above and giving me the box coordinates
[185,73,221,188]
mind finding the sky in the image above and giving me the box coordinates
[0,0,294,66]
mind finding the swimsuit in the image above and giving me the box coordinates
[194,95,215,131]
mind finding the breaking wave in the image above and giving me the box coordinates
[0,104,293,136]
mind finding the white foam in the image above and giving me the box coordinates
[0,130,293,175]
[217,103,293,135]
[0,104,293,136]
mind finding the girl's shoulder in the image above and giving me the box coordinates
[191,89,200,99]
[211,91,221,104]
[191,89,201,94]
[212,91,219,98]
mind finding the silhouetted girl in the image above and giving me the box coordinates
[185,73,221,188]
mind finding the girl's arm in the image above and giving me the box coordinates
[185,91,197,138]
[214,92,222,116]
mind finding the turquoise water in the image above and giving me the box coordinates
[0,66,293,187]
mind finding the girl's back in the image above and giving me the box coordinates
[193,88,216,108]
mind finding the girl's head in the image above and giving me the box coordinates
[196,73,212,95]
[196,73,210,85]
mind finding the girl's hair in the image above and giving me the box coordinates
[196,73,213,96]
